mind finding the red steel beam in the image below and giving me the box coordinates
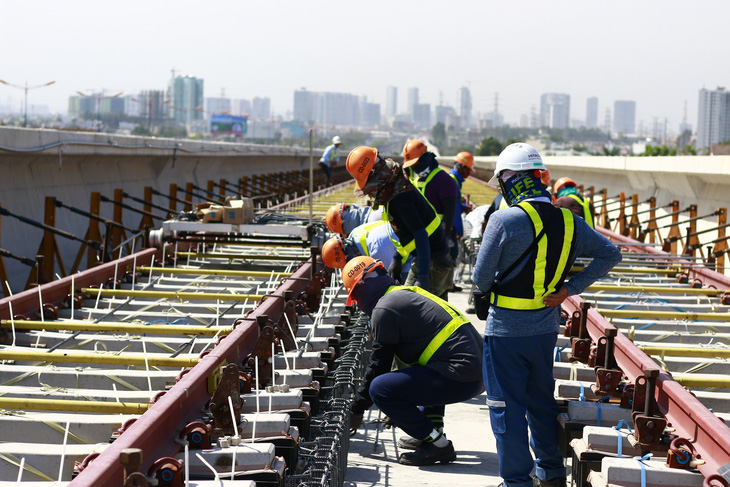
[563,227,730,479]
[71,258,320,486]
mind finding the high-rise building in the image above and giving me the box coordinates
[540,93,570,129]
[697,87,730,149]
[167,75,204,126]
[586,97,598,129]
[385,86,398,118]
[360,96,381,127]
[231,99,251,117]
[435,105,457,126]
[613,100,636,135]
[413,103,431,129]
[205,97,231,116]
[293,89,374,128]
[293,89,317,123]
[251,97,271,120]
[457,86,473,127]
[407,87,419,116]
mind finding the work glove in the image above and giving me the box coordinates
[414,274,430,292]
[387,257,403,282]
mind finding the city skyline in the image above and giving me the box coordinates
[2,0,728,133]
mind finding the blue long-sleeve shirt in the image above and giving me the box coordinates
[449,168,465,237]
[320,144,339,167]
[472,199,622,337]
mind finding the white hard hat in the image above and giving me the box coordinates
[488,143,546,184]
[332,136,342,145]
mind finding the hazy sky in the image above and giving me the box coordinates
[2,0,728,133]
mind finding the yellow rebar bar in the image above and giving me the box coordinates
[177,252,309,261]
[597,309,730,321]
[572,265,680,275]
[587,284,726,295]
[80,288,264,301]
[137,266,293,278]
[674,376,730,388]
[0,319,230,336]
[0,349,200,367]
[638,345,730,358]
[0,397,151,413]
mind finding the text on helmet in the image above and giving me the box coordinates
[347,261,367,278]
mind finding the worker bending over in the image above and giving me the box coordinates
[325,202,383,237]
[345,146,451,296]
[473,143,621,487]
[346,256,484,466]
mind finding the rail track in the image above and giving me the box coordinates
[0,164,728,487]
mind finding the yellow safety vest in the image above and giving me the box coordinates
[384,285,470,366]
[382,199,441,259]
[567,194,594,228]
[490,202,575,310]
[498,196,509,210]
[351,220,408,265]
[411,167,448,220]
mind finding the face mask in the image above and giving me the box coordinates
[498,170,549,206]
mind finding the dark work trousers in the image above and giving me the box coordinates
[482,334,566,487]
[319,162,332,184]
[369,365,484,441]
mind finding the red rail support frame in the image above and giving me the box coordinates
[562,226,730,480]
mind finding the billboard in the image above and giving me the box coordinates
[211,114,247,135]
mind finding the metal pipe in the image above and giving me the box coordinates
[309,128,314,225]
[0,206,101,250]
[137,266,292,278]
[100,194,164,221]
[638,345,730,358]
[0,319,230,336]
[79,288,265,301]
[0,349,200,367]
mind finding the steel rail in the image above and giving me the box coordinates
[597,309,730,321]
[0,397,151,414]
[177,251,309,261]
[562,226,730,480]
[0,349,201,367]
[71,258,319,486]
[586,284,728,295]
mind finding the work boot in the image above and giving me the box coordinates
[397,435,423,450]
[398,440,456,466]
[533,477,567,487]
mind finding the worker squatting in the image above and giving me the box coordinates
[324,140,621,487]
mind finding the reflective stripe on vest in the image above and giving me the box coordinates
[382,199,441,259]
[490,202,575,310]
[328,145,339,163]
[568,194,594,228]
[449,172,463,190]
[352,220,407,263]
[498,196,509,210]
[411,167,447,220]
[384,285,470,366]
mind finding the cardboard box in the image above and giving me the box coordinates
[197,205,223,222]
[223,198,255,224]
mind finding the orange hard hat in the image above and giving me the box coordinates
[540,169,551,187]
[346,146,379,189]
[325,203,347,235]
[341,256,385,296]
[322,236,348,269]
[553,177,577,197]
[454,152,474,170]
[402,140,427,168]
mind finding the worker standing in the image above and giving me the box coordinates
[449,151,474,246]
[345,146,451,296]
[324,202,382,237]
[402,140,459,298]
[345,256,484,466]
[319,135,342,186]
[552,177,595,228]
[473,143,621,487]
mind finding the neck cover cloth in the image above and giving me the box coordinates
[557,186,579,198]
[498,170,551,206]
[349,273,395,316]
[354,158,412,207]
[410,152,438,179]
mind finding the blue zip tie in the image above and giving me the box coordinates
[636,453,653,487]
[613,420,633,458]
[555,343,569,362]
[596,401,601,426]
[579,382,585,402]
[637,322,656,330]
